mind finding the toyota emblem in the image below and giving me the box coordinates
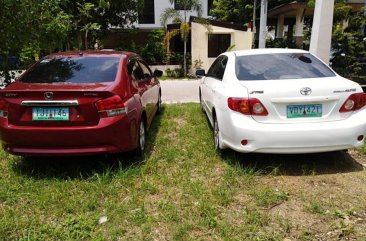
[44,92,54,100]
[300,87,312,96]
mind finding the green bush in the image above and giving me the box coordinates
[116,30,165,65]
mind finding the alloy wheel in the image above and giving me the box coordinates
[214,117,220,150]
[139,120,146,153]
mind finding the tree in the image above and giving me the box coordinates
[331,3,366,79]
[210,0,253,24]
[160,0,203,75]
[210,0,295,25]
[0,0,144,85]
[0,0,71,84]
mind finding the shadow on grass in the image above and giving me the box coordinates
[220,149,364,176]
[11,108,165,180]
[201,110,364,176]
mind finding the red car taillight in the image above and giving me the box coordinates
[95,95,128,118]
[227,97,268,116]
[0,99,9,118]
[339,93,366,112]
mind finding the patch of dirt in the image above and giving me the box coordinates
[348,149,366,168]
[224,150,366,239]
[173,117,187,127]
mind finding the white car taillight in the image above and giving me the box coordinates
[0,99,9,118]
[339,93,366,112]
[227,97,268,116]
[95,95,128,118]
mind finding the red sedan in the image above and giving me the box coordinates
[0,51,162,156]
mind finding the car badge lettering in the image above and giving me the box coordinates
[44,92,54,100]
[250,91,264,94]
[5,93,17,97]
[333,88,357,93]
[300,87,312,96]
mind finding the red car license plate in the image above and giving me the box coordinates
[32,107,69,121]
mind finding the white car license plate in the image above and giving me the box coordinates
[32,107,69,121]
[287,104,322,118]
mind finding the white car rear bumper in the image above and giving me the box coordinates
[219,109,366,154]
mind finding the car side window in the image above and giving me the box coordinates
[206,56,228,81]
[128,59,144,81]
[216,56,228,80]
[138,61,152,79]
[207,57,222,78]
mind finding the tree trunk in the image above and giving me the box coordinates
[183,39,187,76]
[167,39,170,64]
[85,30,88,50]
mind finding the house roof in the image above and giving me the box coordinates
[267,1,313,19]
[268,0,364,19]
[167,16,248,32]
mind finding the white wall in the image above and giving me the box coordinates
[191,22,253,72]
[136,0,209,29]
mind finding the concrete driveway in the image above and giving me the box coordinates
[160,80,200,103]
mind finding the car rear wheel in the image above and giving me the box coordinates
[199,89,204,112]
[156,92,162,114]
[137,119,146,155]
[214,115,221,152]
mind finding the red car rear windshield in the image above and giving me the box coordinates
[20,56,120,83]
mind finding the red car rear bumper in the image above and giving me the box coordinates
[0,116,138,156]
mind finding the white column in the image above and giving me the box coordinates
[310,0,334,64]
[294,8,305,47]
[294,8,304,37]
[259,0,268,48]
[252,0,257,48]
[276,14,284,38]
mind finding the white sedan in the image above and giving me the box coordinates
[198,49,366,154]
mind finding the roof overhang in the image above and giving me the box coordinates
[167,16,248,32]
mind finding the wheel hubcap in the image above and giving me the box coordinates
[139,122,145,151]
[214,121,219,149]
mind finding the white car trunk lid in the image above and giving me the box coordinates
[242,77,361,123]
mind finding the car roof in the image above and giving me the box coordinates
[232,48,309,57]
[45,50,136,59]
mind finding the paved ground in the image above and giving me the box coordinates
[160,79,200,103]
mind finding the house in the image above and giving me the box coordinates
[266,0,365,47]
[137,0,213,29]
[101,0,253,74]
[166,17,252,72]
[102,0,213,50]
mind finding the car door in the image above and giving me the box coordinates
[204,56,228,120]
[128,58,149,117]
[137,60,159,125]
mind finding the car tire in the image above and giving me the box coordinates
[136,119,146,156]
[213,115,222,152]
[199,89,204,112]
[156,92,162,115]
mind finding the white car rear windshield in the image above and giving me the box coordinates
[235,53,336,80]
[20,56,119,83]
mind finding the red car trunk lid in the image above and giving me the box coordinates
[2,88,115,127]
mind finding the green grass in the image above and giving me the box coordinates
[0,103,366,240]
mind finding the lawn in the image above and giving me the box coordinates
[1,103,366,240]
